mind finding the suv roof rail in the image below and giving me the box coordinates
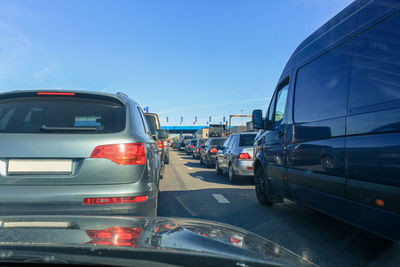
[116,92,129,99]
[116,92,133,105]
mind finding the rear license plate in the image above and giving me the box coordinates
[8,159,72,174]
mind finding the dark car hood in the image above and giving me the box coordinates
[0,216,315,266]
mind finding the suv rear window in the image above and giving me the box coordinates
[211,138,226,145]
[0,96,126,133]
[239,134,256,147]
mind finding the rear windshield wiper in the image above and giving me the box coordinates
[40,126,98,132]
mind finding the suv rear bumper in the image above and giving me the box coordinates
[233,160,253,177]
[0,183,158,217]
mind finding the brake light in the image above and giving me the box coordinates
[238,153,251,160]
[86,227,142,247]
[163,141,168,148]
[199,148,202,151]
[189,145,194,148]
[157,141,163,149]
[209,147,218,153]
[376,199,385,206]
[82,195,148,205]
[90,143,146,165]
[37,92,75,96]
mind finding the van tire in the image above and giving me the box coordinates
[255,167,274,206]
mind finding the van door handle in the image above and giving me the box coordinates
[278,131,284,137]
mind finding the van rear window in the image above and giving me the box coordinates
[0,96,126,133]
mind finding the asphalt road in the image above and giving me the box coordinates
[158,149,397,267]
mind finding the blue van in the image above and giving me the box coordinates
[252,0,400,241]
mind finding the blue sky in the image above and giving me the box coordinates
[0,0,353,126]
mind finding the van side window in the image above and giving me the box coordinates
[348,13,400,113]
[274,84,288,124]
[294,48,351,123]
[267,93,276,122]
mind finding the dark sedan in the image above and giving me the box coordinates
[193,138,208,159]
[200,137,227,167]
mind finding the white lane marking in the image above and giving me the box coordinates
[179,158,183,160]
[212,194,230,204]
[187,167,193,170]
[176,197,196,216]
[195,176,205,181]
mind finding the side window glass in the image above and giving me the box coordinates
[223,137,231,148]
[230,136,237,148]
[273,81,289,126]
[347,13,400,112]
[267,93,276,122]
[137,107,149,133]
[294,47,350,123]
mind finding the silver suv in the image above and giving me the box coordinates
[0,90,160,217]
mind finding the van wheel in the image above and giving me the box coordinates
[255,168,274,205]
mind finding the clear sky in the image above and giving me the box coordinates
[0,0,353,126]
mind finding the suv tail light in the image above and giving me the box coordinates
[238,153,251,160]
[91,143,146,165]
[83,195,148,205]
[209,147,218,153]
[86,227,142,247]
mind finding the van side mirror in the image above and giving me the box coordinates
[252,109,264,130]
[155,129,167,139]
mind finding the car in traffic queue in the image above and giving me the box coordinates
[216,132,257,183]
[185,139,198,155]
[200,137,227,168]
[144,113,169,165]
[193,138,208,159]
[179,135,194,150]
[251,0,400,242]
[0,90,160,217]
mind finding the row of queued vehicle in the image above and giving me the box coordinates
[185,132,258,184]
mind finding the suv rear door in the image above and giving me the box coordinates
[0,91,145,186]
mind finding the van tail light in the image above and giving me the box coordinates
[82,195,148,205]
[91,143,146,165]
[238,153,251,160]
[157,141,163,150]
[209,147,218,153]
[86,227,142,247]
